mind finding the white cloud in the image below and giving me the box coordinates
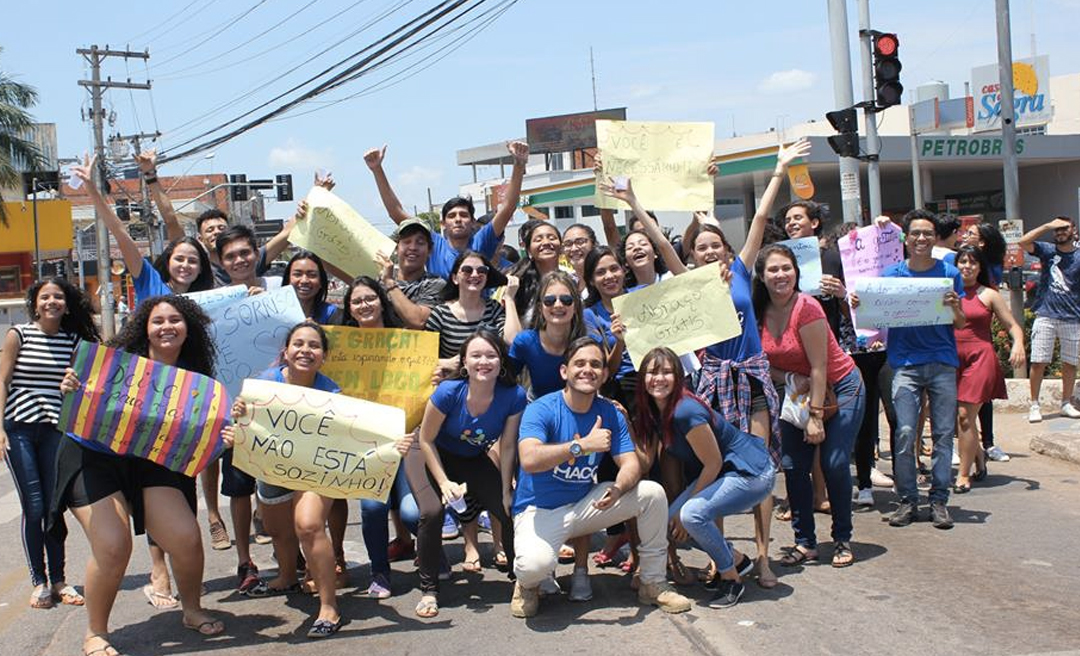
[395,165,443,188]
[267,138,334,170]
[757,69,817,94]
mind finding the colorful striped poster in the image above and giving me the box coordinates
[58,342,229,476]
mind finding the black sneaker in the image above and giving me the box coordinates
[705,552,754,590]
[708,579,745,609]
[929,501,954,529]
[888,500,917,527]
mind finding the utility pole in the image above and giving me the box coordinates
[995,0,1026,327]
[856,0,882,219]
[77,45,150,339]
[826,0,864,225]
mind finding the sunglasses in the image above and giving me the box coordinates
[459,264,490,276]
[542,294,575,307]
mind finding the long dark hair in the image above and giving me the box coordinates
[751,244,801,328]
[954,245,993,289]
[338,275,403,328]
[282,250,329,312]
[687,224,736,266]
[153,236,213,293]
[619,229,668,287]
[453,329,516,387]
[533,271,585,340]
[110,295,216,377]
[583,246,624,308]
[508,221,562,312]
[441,250,507,301]
[971,222,1006,268]
[633,347,711,453]
[25,277,101,343]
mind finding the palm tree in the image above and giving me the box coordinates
[0,47,45,226]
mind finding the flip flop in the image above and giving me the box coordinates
[53,585,85,606]
[30,588,54,609]
[183,618,225,636]
[83,634,119,656]
[832,542,856,568]
[415,595,439,619]
[143,584,179,610]
[461,558,482,573]
[307,617,342,639]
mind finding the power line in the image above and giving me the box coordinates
[151,0,272,69]
[121,0,209,45]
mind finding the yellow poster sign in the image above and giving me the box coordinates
[232,379,403,501]
[612,262,741,368]
[0,200,74,253]
[595,120,715,211]
[289,186,394,279]
[320,326,439,430]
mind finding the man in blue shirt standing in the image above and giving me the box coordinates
[508,337,690,618]
[852,210,966,530]
[1019,216,1080,423]
[363,141,530,279]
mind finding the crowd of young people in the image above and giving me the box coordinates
[0,139,1044,655]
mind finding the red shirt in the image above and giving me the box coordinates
[760,293,856,384]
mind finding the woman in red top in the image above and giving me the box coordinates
[953,246,1025,492]
[753,245,865,568]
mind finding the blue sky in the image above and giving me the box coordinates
[4,0,1078,231]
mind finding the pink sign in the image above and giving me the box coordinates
[838,223,904,281]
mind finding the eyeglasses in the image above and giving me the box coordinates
[542,294,575,307]
[352,295,380,305]
[459,265,489,276]
[563,238,591,249]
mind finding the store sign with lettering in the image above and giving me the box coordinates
[971,56,1050,132]
[919,137,1025,159]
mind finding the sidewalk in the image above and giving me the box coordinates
[994,379,1080,466]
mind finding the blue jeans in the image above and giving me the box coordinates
[3,420,65,586]
[892,362,957,504]
[781,369,865,547]
[359,469,419,576]
[672,467,776,573]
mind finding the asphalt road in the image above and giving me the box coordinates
[1,410,1079,656]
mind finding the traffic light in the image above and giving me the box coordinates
[229,174,248,201]
[873,32,903,108]
[275,174,293,202]
[826,108,860,158]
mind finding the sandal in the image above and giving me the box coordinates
[494,551,509,571]
[972,460,988,482]
[592,534,629,567]
[208,520,231,551]
[30,587,54,609]
[306,617,342,639]
[461,558,482,573]
[832,542,855,568]
[667,556,695,586]
[245,581,302,598]
[183,617,225,636]
[83,634,120,656]
[779,546,818,567]
[557,543,576,564]
[415,595,439,618]
[52,584,84,606]
[774,502,792,522]
[142,584,179,609]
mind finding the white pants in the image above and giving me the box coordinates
[512,480,668,588]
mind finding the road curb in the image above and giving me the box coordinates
[1029,432,1080,466]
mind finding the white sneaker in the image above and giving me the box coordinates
[870,467,893,488]
[538,575,562,596]
[985,445,1011,462]
[853,488,874,507]
[1062,402,1080,419]
[568,567,592,602]
[1028,404,1043,423]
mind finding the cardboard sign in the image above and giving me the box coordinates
[290,186,395,280]
[853,277,953,328]
[775,237,822,295]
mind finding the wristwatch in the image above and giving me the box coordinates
[569,440,583,458]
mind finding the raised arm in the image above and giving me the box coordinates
[1018,217,1070,254]
[135,149,184,243]
[501,275,522,345]
[598,178,687,275]
[73,155,147,280]
[490,141,530,237]
[363,145,410,225]
[740,138,811,269]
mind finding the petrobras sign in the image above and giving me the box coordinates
[971,55,1051,132]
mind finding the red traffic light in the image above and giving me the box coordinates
[874,33,899,57]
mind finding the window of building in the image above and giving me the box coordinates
[554,206,575,220]
[0,266,22,296]
[581,204,600,217]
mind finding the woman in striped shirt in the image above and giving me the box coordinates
[0,277,99,610]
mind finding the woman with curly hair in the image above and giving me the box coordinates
[0,278,99,611]
[54,295,224,656]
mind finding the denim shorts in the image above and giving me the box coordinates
[256,480,295,505]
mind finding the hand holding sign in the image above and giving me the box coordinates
[852,278,954,328]
[289,186,394,280]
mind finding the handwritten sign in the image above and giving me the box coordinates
[232,379,403,501]
[837,223,904,281]
[853,277,953,328]
[1000,219,1024,269]
[776,237,822,295]
[184,285,248,312]
[321,326,440,430]
[613,262,740,368]
[58,342,228,477]
[202,286,306,398]
[595,120,714,211]
[290,186,394,279]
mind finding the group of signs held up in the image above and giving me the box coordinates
[61,116,972,501]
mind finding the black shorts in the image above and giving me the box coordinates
[220,448,256,497]
[51,437,196,537]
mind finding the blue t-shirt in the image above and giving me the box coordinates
[512,391,634,515]
[258,366,341,394]
[1030,242,1080,321]
[310,301,337,325]
[427,223,501,279]
[669,397,772,479]
[133,258,172,304]
[883,259,965,368]
[583,302,632,379]
[429,379,527,458]
[704,258,762,362]
[509,330,565,398]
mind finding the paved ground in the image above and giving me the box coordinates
[1,409,1079,656]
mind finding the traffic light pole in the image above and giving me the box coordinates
[857,0,882,220]
[827,0,864,225]
[995,0,1026,339]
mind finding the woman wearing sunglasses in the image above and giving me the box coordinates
[509,271,586,399]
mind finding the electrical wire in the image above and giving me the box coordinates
[151,0,272,69]
[121,0,209,46]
